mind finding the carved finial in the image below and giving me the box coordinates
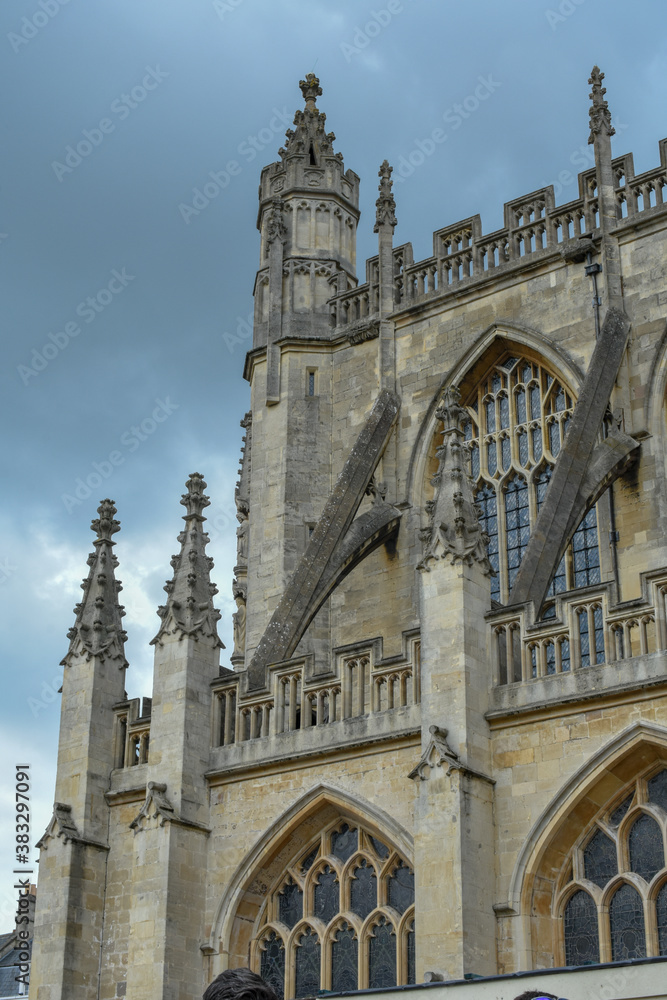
[300,73,322,109]
[61,500,127,667]
[588,65,615,145]
[374,160,397,233]
[152,475,223,648]
[418,386,494,575]
[282,75,336,160]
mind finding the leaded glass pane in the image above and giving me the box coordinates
[521,364,532,383]
[549,419,561,456]
[572,508,601,588]
[531,425,543,461]
[278,879,302,929]
[313,866,339,924]
[331,824,358,862]
[261,932,285,1000]
[369,917,396,989]
[610,883,646,961]
[463,419,473,441]
[560,637,571,672]
[476,486,500,602]
[369,836,390,860]
[491,373,502,394]
[485,398,496,433]
[295,928,320,999]
[300,846,319,874]
[530,644,538,678]
[657,882,667,955]
[470,442,480,479]
[579,610,591,667]
[407,921,416,984]
[350,859,377,919]
[499,395,510,429]
[501,435,511,472]
[546,641,556,675]
[487,439,497,476]
[518,429,528,466]
[548,555,566,596]
[629,813,664,882]
[648,770,667,812]
[388,861,415,914]
[610,794,633,827]
[564,890,599,966]
[583,829,617,888]
[331,924,358,993]
[505,477,530,589]
[593,606,605,664]
[502,356,518,371]
[516,389,527,425]
[554,386,566,412]
[529,384,541,420]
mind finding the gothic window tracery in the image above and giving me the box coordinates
[462,353,601,603]
[252,821,415,998]
[558,765,667,965]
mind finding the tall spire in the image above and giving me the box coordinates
[61,499,127,667]
[152,473,222,647]
[588,65,615,145]
[279,73,337,162]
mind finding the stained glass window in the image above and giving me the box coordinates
[564,890,599,966]
[331,824,358,862]
[314,866,339,924]
[295,928,320,999]
[505,477,530,590]
[609,884,646,961]
[629,814,664,882]
[573,508,601,588]
[388,861,415,914]
[369,917,396,989]
[407,920,416,984]
[648,770,667,812]
[583,829,617,888]
[476,485,500,601]
[369,836,390,860]
[300,846,319,873]
[609,794,633,827]
[560,636,571,672]
[261,932,285,999]
[278,879,302,929]
[331,924,358,993]
[579,609,591,667]
[350,860,376,919]
[657,882,667,956]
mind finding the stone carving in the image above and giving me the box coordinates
[36,802,80,849]
[152,474,223,648]
[61,499,128,668]
[408,726,460,781]
[232,580,247,659]
[130,782,175,832]
[265,197,287,246]
[418,387,493,574]
[347,318,380,345]
[279,73,336,162]
[588,65,615,144]
[235,508,249,565]
[374,159,397,233]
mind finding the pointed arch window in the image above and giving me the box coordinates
[462,352,601,603]
[558,765,667,966]
[251,820,415,998]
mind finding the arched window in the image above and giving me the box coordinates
[559,765,667,964]
[252,820,415,998]
[463,353,601,603]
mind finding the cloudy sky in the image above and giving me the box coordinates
[1,0,666,918]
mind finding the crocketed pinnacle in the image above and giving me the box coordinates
[374,159,397,233]
[61,499,127,667]
[418,388,493,574]
[280,73,337,162]
[588,65,615,145]
[152,473,223,647]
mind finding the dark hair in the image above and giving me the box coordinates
[203,967,279,1000]
[513,992,559,1000]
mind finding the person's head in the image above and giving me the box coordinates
[203,967,279,1000]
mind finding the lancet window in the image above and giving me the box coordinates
[558,766,667,965]
[254,821,415,998]
[462,353,601,603]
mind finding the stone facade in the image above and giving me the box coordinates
[29,69,667,999]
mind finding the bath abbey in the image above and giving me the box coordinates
[29,68,667,999]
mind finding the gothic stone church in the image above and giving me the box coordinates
[30,70,667,1000]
